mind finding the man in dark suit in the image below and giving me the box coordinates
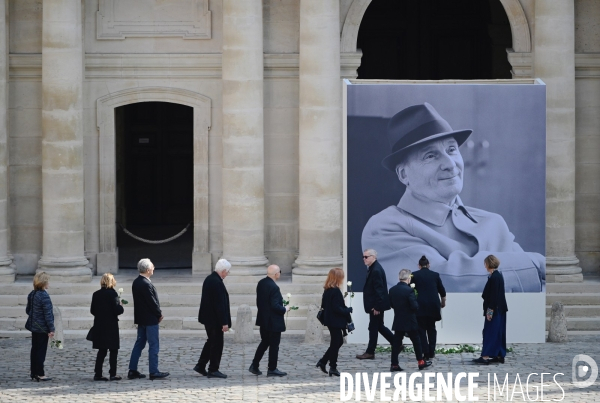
[412,255,446,360]
[248,264,289,377]
[389,269,431,371]
[194,259,232,379]
[128,258,169,380]
[356,249,394,360]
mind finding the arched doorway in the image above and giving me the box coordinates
[356,0,513,80]
[115,102,194,269]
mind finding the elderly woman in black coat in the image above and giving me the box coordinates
[316,268,353,377]
[473,255,508,365]
[89,273,124,380]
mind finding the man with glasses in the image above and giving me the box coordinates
[356,249,394,360]
[249,264,290,377]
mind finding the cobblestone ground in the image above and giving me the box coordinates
[0,335,598,402]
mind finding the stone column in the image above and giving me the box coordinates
[38,0,90,282]
[0,0,14,282]
[293,0,343,282]
[221,0,268,277]
[534,0,582,282]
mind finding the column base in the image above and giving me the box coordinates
[97,251,118,275]
[0,256,15,283]
[192,251,212,277]
[546,256,583,283]
[223,256,268,283]
[292,256,343,284]
[38,257,92,283]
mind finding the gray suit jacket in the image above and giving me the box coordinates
[362,190,545,293]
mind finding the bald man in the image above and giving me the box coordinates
[249,265,290,377]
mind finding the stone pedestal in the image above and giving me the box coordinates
[547,302,568,342]
[534,0,582,283]
[233,304,255,343]
[293,0,343,282]
[0,0,13,282]
[38,0,90,282]
[220,0,268,276]
[304,304,325,344]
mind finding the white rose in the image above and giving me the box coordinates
[410,283,415,289]
[347,281,353,287]
[118,288,123,293]
[286,293,292,299]
[58,344,63,349]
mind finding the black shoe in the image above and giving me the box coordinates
[94,375,109,381]
[32,375,52,382]
[418,360,432,370]
[110,376,122,381]
[127,370,146,380]
[207,371,227,379]
[248,364,262,375]
[267,368,287,377]
[489,356,505,364]
[149,372,170,380]
[316,360,327,374]
[390,365,403,372]
[193,364,208,376]
[472,357,490,365]
[329,368,340,377]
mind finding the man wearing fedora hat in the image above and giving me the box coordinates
[362,103,545,293]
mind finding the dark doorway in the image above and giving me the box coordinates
[356,0,513,80]
[115,102,194,268]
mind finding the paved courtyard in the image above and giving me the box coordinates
[0,335,598,402]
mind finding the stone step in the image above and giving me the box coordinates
[545,305,600,317]
[0,293,323,307]
[546,293,600,305]
[546,281,600,294]
[0,315,308,331]
[545,317,600,331]
[0,329,312,339]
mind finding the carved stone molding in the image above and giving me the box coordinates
[97,0,211,40]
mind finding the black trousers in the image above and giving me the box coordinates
[366,311,394,354]
[197,325,224,372]
[391,330,423,366]
[320,327,344,369]
[417,316,437,359]
[30,332,49,377]
[95,348,118,377]
[252,327,281,371]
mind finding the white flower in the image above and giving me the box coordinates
[410,283,415,289]
[286,293,292,299]
[118,288,123,293]
[347,281,353,287]
[58,344,63,350]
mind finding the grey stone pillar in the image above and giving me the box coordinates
[293,0,342,282]
[221,0,268,277]
[38,0,90,282]
[0,0,14,282]
[534,0,582,282]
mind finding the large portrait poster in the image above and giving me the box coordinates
[344,80,546,343]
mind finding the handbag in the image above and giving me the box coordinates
[317,308,325,325]
[346,312,355,333]
[86,326,95,342]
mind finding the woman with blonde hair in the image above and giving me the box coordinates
[88,273,124,380]
[316,268,353,377]
[25,272,55,381]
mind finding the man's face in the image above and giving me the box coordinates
[396,137,464,204]
[363,253,376,267]
[147,264,155,277]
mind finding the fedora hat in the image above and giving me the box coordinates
[381,102,472,171]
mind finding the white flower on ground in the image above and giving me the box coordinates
[347,281,353,287]
[58,344,63,349]
[410,283,415,289]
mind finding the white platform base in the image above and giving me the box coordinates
[346,292,545,344]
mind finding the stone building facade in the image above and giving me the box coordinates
[0,0,598,283]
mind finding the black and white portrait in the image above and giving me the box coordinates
[346,82,546,293]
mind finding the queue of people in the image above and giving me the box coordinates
[23,250,506,381]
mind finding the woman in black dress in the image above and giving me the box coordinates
[473,255,508,364]
[316,267,353,377]
[89,273,124,380]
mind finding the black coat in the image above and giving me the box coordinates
[362,260,391,313]
[90,288,124,350]
[255,277,287,332]
[412,267,446,321]
[198,271,232,328]
[321,287,352,329]
[482,270,508,315]
[132,275,162,326]
[389,282,419,332]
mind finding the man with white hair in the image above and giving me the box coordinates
[194,258,232,379]
[128,258,169,380]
